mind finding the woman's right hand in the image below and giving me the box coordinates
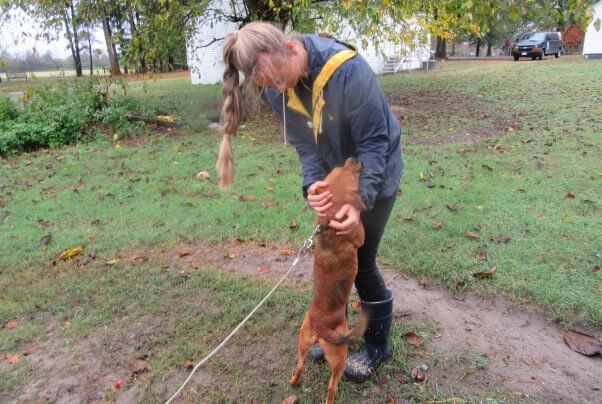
[307,181,333,217]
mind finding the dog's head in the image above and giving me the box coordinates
[310,157,367,225]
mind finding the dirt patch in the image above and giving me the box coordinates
[124,239,601,401]
[3,239,600,402]
[403,126,506,146]
[386,90,516,145]
[7,314,167,403]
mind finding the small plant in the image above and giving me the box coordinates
[0,78,164,155]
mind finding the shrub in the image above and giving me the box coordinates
[0,79,158,155]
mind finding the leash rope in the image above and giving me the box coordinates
[165,225,323,404]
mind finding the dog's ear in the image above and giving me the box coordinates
[309,185,326,196]
[348,191,367,212]
[344,157,362,174]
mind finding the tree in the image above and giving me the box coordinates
[2,0,85,76]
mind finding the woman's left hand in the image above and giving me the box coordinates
[328,204,360,235]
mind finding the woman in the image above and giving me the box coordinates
[217,21,403,382]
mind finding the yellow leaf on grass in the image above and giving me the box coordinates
[58,246,84,260]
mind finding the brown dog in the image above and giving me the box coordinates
[289,157,368,404]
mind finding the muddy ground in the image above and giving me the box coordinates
[5,239,600,403]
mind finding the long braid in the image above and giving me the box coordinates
[215,22,292,189]
[216,33,243,189]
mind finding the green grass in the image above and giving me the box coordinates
[0,57,600,401]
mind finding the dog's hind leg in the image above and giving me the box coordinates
[322,338,347,404]
[290,312,316,387]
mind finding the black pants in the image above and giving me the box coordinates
[355,195,397,302]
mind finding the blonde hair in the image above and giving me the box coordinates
[216,22,291,189]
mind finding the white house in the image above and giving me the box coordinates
[186,0,431,85]
[583,0,602,58]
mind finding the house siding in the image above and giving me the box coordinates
[583,1,602,56]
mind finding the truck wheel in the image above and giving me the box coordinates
[514,55,519,61]
[538,49,544,60]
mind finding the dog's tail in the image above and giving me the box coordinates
[316,310,369,345]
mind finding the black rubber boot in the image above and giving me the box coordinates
[307,304,349,362]
[344,289,393,382]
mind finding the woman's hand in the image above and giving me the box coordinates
[307,181,333,217]
[329,204,360,235]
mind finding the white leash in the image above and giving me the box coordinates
[165,225,322,404]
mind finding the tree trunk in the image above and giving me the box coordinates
[101,8,120,75]
[68,0,83,77]
[88,34,93,75]
[486,36,492,56]
[476,38,482,57]
[61,8,82,77]
[451,40,456,57]
[435,37,447,59]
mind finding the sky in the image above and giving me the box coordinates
[1,8,103,59]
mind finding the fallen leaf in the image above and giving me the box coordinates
[281,248,292,256]
[257,264,270,273]
[437,243,454,253]
[63,321,71,329]
[261,199,275,208]
[80,250,97,266]
[397,215,415,222]
[40,234,52,246]
[130,359,147,374]
[563,330,601,356]
[106,258,120,265]
[195,170,210,180]
[21,346,37,356]
[192,261,200,270]
[224,253,236,260]
[403,332,424,346]
[445,204,458,213]
[482,164,493,171]
[266,185,273,191]
[566,192,576,199]
[517,188,526,193]
[179,270,191,278]
[7,353,22,364]
[351,300,361,309]
[6,319,18,329]
[478,252,488,261]
[473,266,497,280]
[410,364,428,382]
[289,220,297,229]
[465,230,479,239]
[58,246,84,260]
[114,380,124,388]
[491,235,511,243]
[184,359,194,369]
[176,249,193,259]
[433,221,443,229]
[239,195,256,202]
[281,395,297,404]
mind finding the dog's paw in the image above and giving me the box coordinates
[289,374,302,387]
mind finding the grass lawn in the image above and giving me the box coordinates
[1,56,601,402]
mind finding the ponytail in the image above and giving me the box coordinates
[217,33,243,189]
[215,22,290,189]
